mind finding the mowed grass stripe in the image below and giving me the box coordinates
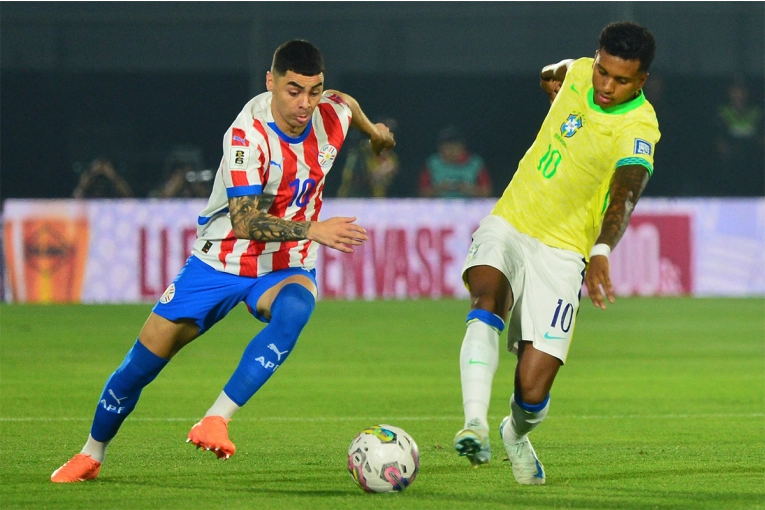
[2,413,763,422]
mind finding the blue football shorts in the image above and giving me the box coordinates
[152,255,317,334]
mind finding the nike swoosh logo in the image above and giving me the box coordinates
[468,359,489,366]
[543,332,566,340]
[570,84,579,94]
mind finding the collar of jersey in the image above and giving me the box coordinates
[587,88,645,115]
[267,119,313,144]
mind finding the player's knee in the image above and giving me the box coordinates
[269,283,316,335]
[113,340,169,390]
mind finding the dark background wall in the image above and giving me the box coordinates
[2,2,763,200]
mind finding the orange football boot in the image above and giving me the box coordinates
[186,416,236,459]
[51,453,101,483]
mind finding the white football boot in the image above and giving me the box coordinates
[454,419,491,468]
[499,416,545,484]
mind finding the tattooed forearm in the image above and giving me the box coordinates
[597,165,650,249]
[229,195,311,242]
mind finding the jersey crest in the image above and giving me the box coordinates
[317,144,338,168]
[560,113,584,138]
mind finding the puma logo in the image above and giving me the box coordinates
[109,389,127,405]
[267,343,289,361]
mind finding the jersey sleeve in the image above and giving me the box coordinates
[322,92,353,132]
[614,117,661,177]
[220,122,269,198]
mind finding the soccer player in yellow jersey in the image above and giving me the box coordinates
[454,22,659,484]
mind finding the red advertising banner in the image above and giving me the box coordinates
[606,214,693,296]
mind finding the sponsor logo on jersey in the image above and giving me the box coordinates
[560,113,584,138]
[159,283,176,304]
[326,93,348,106]
[318,144,338,168]
[232,128,249,146]
[229,147,250,169]
[634,138,652,155]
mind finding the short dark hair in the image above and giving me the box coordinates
[271,40,325,77]
[599,22,656,72]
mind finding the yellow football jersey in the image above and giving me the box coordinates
[492,57,661,258]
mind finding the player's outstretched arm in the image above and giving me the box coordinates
[325,89,395,155]
[229,195,368,253]
[585,164,650,309]
[540,59,575,103]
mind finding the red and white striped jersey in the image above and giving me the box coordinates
[191,91,353,277]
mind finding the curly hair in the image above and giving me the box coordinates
[599,22,656,72]
[271,40,325,77]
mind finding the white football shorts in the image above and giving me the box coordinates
[462,214,586,363]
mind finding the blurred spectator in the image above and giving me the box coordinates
[336,117,400,197]
[151,145,213,198]
[154,161,214,198]
[72,159,133,198]
[419,125,491,198]
[714,80,764,195]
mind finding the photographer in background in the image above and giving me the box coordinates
[72,159,133,199]
[151,146,213,198]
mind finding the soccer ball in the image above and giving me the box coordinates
[347,424,420,493]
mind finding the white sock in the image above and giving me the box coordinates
[81,434,109,463]
[507,394,550,440]
[204,391,241,420]
[459,320,500,430]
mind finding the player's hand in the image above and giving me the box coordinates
[540,78,562,103]
[369,123,396,155]
[585,255,615,310]
[307,216,368,253]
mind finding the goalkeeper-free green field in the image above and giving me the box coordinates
[1,298,763,509]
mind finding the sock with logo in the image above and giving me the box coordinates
[222,284,315,407]
[90,339,170,443]
[459,309,504,430]
[507,393,550,440]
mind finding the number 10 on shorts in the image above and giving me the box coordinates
[550,299,574,333]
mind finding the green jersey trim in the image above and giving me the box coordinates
[616,156,653,177]
[588,89,645,115]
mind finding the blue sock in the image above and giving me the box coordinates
[90,340,169,442]
[224,284,315,407]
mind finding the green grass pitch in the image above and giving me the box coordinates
[1,297,763,509]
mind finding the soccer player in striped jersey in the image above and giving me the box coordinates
[454,22,659,484]
[51,40,395,483]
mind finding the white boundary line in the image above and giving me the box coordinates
[1,413,763,422]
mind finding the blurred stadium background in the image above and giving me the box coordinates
[1,2,763,303]
[2,2,763,199]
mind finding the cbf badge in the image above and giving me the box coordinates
[159,283,176,304]
[560,113,584,138]
[318,144,338,168]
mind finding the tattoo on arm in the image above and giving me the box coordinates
[229,195,311,242]
[597,165,650,249]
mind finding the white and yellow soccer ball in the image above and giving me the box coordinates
[347,424,420,493]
